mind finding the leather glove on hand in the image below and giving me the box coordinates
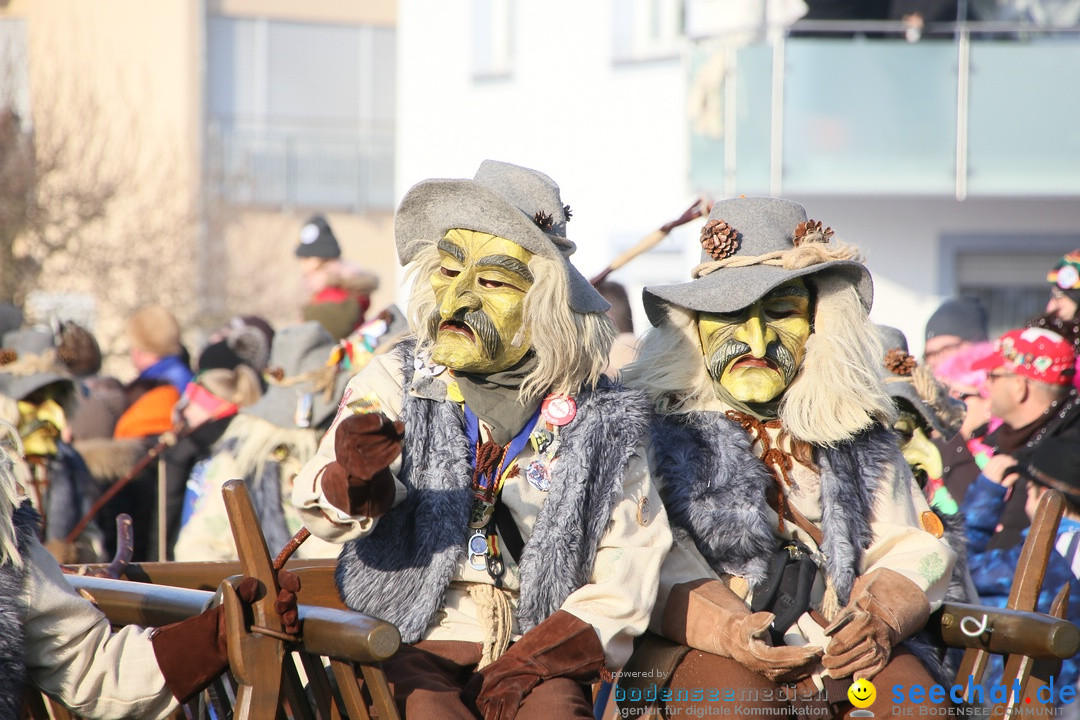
[822,568,931,681]
[275,568,302,635]
[662,579,822,684]
[152,576,259,703]
[463,609,605,720]
[321,412,404,517]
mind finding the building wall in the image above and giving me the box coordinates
[397,0,692,306]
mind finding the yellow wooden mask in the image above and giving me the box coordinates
[428,229,534,374]
[697,279,812,404]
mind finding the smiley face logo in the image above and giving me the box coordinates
[848,678,876,709]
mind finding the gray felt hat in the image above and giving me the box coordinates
[878,325,964,438]
[0,328,77,404]
[643,196,873,326]
[243,322,347,431]
[394,160,610,315]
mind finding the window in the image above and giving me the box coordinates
[207,17,395,212]
[943,236,1080,338]
[612,0,683,63]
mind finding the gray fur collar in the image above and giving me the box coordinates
[653,411,897,604]
[0,503,41,720]
[336,341,651,642]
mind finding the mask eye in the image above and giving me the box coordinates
[478,277,508,289]
[439,267,461,278]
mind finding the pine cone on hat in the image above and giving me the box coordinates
[884,348,917,376]
[794,219,834,246]
[700,219,740,260]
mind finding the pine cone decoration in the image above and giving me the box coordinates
[533,210,554,231]
[0,349,16,365]
[265,366,285,382]
[793,219,834,246]
[884,348,917,376]
[700,219,740,260]
[563,204,573,221]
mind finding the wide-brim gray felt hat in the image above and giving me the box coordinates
[878,325,964,438]
[643,196,873,326]
[395,159,610,315]
[0,328,77,404]
[244,322,347,431]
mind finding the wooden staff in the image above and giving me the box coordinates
[589,198,712,287]
[64,429,189,545]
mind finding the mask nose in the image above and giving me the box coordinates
[733,306,774,358]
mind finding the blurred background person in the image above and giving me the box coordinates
[0,328,102,562]
[595,280,639,379]
[960,435,1080,710]
[296,215,380,341]
[972,327,1079,550]
[174,322,348,561]
[923,296,990,374]
[932,341,1000,503]
[56,321,127,443]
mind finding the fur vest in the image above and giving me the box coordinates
[653,411,900,606]
[336,349,651,643]
[0,503,42,720]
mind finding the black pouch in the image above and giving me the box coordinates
[750,539,818,645]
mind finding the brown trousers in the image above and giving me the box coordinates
[378,639,595,719]
[657,648,938,719]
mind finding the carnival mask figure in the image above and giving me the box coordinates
[292,161,671,720]
[620,197,955,719]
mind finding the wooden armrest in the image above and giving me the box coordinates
[63,574,400,664]
[64,574,212,627]
[63,559,345,608]
[937,602,1080,660]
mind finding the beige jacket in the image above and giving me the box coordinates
[293,351,673,669]
[23,537,178,718]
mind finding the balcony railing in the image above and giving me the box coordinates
[689,20,1080,199]
[207,123,395,213]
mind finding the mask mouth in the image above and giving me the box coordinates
[731,356,779,371]
[439,319,475,341]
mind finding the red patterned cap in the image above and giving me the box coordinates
[972,327,1076,385]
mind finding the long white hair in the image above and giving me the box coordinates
[624,273,896,446]
[405,242,615,401]
[0,420,26,568]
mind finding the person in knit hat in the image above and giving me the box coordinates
[619,197,954,717]
[296,215,381,340]
[57,321,128,443]
[923,296,990,373]
[292,160,672,719]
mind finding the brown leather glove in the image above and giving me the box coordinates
[463,610,605,720]
[321,412,404,517]
[275,568,301,636]
[821,568,931,681]
[662,579,823,684]
[152,576,259,703]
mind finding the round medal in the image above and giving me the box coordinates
[469,532,489,555]
[541,394,577,427]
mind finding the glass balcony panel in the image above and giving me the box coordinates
[782,37,958,194]
[966,38,1080,195]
